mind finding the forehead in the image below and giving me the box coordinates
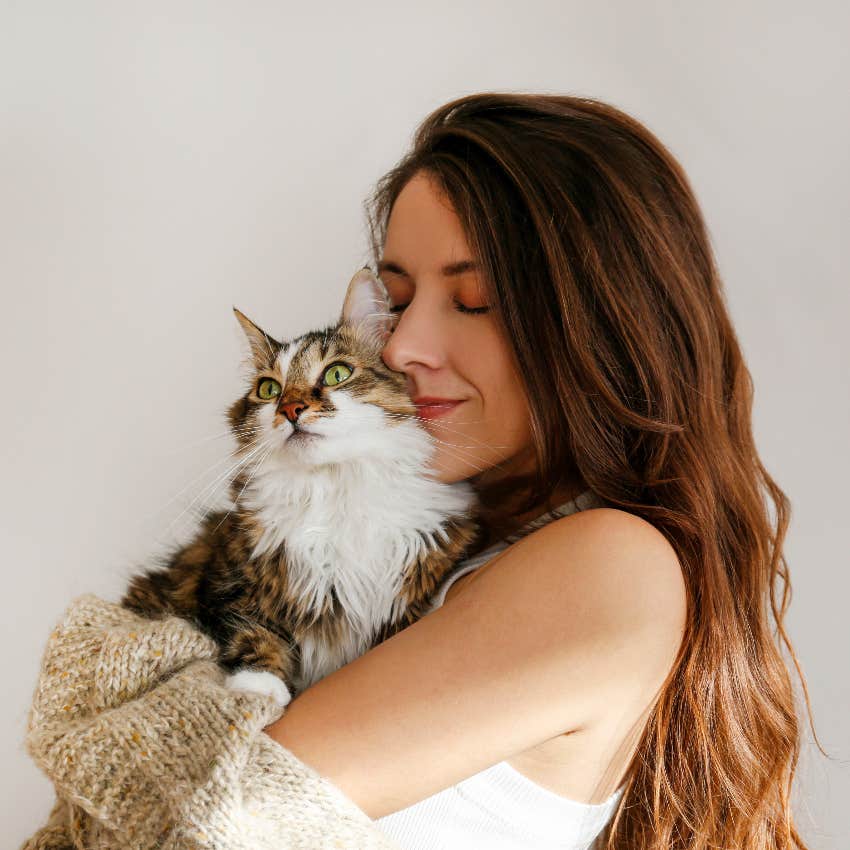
[383,173,474,268]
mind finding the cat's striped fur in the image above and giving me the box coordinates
[121,268,482,704]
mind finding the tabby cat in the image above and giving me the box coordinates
[121,267,482,710]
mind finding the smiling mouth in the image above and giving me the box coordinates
[415,400,464,420]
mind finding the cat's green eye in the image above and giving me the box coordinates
[323,362,353,387]
[257,378,281,400]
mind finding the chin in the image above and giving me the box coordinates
[279,431,324,463]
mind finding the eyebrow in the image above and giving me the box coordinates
[377,259,480,277]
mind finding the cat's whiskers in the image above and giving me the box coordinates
[187,439,274,531]
[390,415,515,474]
[328,417,507,450]
[159,425,266,456]
[210,444,276,535]
[419,432,516,475]
[416,418,511,453]
[345,412,498,473]
[324,410,510,456]
[378,410,500,428]
[229,428,269,444]
[165,438,270,538]
[418,439,491,474]
[231,424,267,434]
[141,433,269,524]
[373,411,513,459]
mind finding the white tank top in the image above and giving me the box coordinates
[375,488,626,849]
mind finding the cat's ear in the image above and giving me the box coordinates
[339,267,394,344]
[232,307,281,370]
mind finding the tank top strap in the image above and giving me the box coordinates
[501,487,609,545]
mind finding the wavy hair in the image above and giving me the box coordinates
[363,92,822,849]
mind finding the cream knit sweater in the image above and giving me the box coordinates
[22,593,402,850]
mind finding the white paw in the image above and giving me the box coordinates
[224,668,293,709]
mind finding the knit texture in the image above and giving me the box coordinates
[21,593,402,850]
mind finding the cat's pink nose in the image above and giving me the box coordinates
[279,400,307,423]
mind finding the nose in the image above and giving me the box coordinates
[381,297,446,375]
[278,399,308,423]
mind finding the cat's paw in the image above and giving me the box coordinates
[224,668,293,709]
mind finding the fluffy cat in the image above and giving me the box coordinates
[121,267,482,710]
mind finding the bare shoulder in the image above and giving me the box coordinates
[528,505,688,635]
[473,505,687,611]
[546,506,685,592]
[524,508,685,593]
[454,504,689,728]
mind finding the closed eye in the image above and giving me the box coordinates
[389,298,490,316]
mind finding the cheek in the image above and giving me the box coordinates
[468,328,531,437]
[496,382,533,444]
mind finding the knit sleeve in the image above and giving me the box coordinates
[22,593,401,850]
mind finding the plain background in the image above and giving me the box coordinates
[3,2,847,846]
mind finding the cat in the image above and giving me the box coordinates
[120,266,483,711]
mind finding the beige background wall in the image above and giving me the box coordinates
[3,2,847,846]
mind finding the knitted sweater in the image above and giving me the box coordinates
[21,593,402,850]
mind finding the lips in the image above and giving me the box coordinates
[412,397,465,420]
[413,396,464,405]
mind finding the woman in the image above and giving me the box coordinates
[263,93,817,849]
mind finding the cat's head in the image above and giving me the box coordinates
[228,267,428,469]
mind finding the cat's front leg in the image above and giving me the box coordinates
[220,620,299,710]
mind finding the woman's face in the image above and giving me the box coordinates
[379,171,535,486]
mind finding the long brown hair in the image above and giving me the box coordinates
[364,93,822,849]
